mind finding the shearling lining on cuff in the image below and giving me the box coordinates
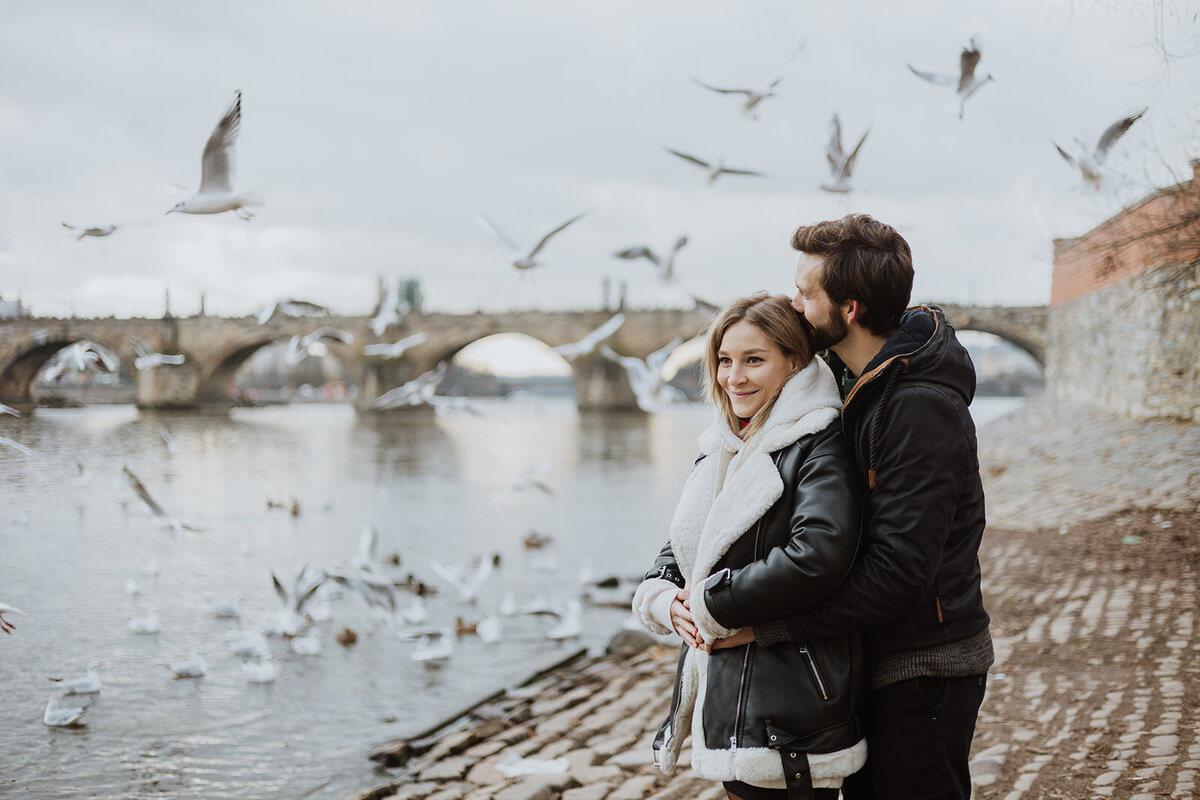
[632,578,680,637]
[753,618,792,647]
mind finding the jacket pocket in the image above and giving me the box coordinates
[796,643,828,701]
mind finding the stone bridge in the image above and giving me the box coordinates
[0,303,1045,413]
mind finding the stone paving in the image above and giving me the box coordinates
[351,398,1200,800]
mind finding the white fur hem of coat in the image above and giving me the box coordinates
[690,651,867,788]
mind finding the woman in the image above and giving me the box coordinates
[632,294,866,800]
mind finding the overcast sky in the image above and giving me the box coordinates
[1,1,1196,320]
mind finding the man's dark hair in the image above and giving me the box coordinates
[791,213,914,337]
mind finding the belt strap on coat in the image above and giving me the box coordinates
[778,744,815,800]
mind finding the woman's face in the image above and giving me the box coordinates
[717,320,798,419]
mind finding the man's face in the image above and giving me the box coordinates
[792,252,848,353]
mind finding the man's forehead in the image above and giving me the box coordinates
[794,253,824,284]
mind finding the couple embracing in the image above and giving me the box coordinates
[633,213,993,800]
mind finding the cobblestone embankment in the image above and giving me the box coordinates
[352,397,1200,800]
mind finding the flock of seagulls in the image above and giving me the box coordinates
[10,423,634,729]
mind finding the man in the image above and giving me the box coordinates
[710,213,993,799]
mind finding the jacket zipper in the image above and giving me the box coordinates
[730,515,766,748]
[797,644,829,700]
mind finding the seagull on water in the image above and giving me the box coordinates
[50,661,102,694]
[553,314,625,361]
[43,694,91,728]
[1054,108,1148,190]
[242,655,280,683]
[362,331,427,359]
[546,600,583,640]
[821,114,870,194]
[907,36,995,120]
[614,237,688,283]
[472,210,589,271]
[0,601,26,634]
[61,222,119,241]
[167,650,207,678]
[665,149,766,185]
[210,595,242,619]
[228,629,270,659]
[599,337,685,413]
[410,629,454,662]
[167,90,259,219]
[290,629,322,656]
[129,606,162,635]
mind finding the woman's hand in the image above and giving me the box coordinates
[670,589,701,648]
[703,627,756,653]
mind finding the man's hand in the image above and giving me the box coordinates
[670,589,701,648]
[703,627,755,653]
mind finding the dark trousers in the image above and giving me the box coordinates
[842,674,987,800]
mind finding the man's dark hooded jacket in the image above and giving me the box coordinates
[703,305,991,661]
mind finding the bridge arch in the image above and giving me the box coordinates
[0,334,127,410]
[931,304,1047,368]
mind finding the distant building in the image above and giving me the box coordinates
[1048,158,1200,421]
[0,296,30,319]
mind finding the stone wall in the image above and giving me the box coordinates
[1047,261,1200,421]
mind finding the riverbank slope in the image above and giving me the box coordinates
[350,396,1200,800]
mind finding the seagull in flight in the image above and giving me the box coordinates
[0,436,39,459]
[472,210,589,271]
[553,313,625,361]
[1,403,19,416]
[0,601,26,634]
[363,331,427,359]
[614,236,688,283]
[366,362,449,411]
[665,149,766,185]
[167,90,259,219]
[42,341,117,382]
[1055,108,1148,190]
[283,327,355,365]
[821,114,870,194]
[907,37,995,120]
[257,298,331,325]
[691,42,805,120]
[599,337,684,413]
[430,557,495,603]
[130,338,185,371]
[61,223,119,241]
[369,278,413,335]
[511,460,554,494]
[122,466,195,533]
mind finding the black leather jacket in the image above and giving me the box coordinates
[770,306,992,655]
[645,424,866,760]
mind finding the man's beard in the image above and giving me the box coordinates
[802,313,848,353]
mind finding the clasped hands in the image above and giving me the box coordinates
[670,589,755,652]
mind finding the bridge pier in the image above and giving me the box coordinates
[571,355,642,412]
[135,362,204,410]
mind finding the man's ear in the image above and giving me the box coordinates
[843,299,861,324]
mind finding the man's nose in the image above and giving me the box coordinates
[790,294,805,314]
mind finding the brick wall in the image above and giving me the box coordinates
[1051,161,1200,306]
[1047,159,1200,421]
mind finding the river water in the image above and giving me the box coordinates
[0,395,1023,799]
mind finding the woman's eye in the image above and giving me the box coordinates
[718,357,732,365]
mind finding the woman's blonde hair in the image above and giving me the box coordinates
[702,293,814,439]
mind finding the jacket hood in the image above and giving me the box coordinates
[846,305,976,411]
